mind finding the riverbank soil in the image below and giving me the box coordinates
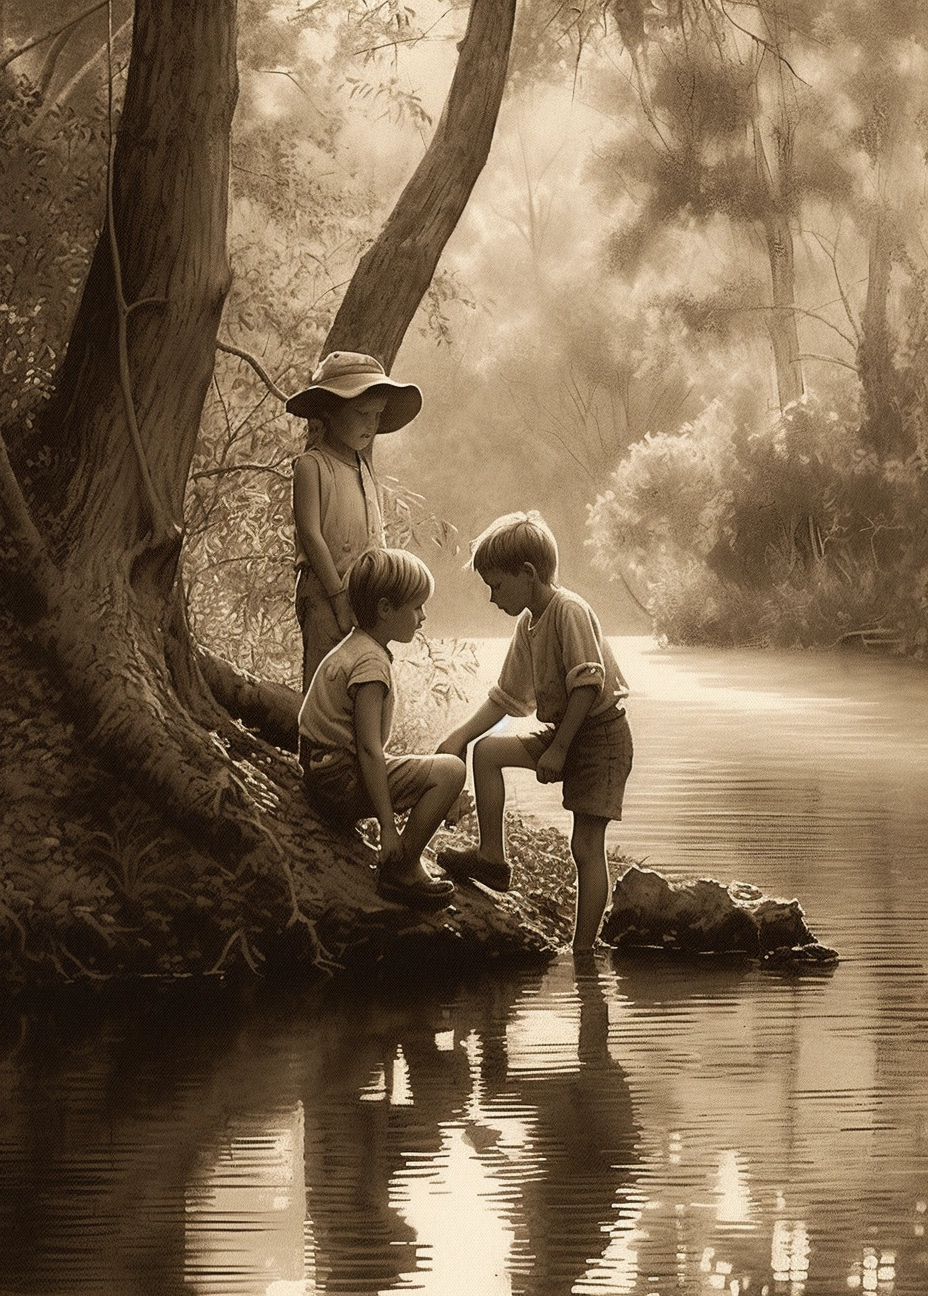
[0,621,557,990]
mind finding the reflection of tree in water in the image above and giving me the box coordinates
[0,987,254,1295]
[0,964,639,1296]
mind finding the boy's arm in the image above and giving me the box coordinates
[353,681,403,865]
[436,698,508,760]
[293,455,353,631]
[536,684,598,783]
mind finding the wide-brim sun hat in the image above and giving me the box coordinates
[285,351,422,433]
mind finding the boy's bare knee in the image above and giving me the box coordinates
[434,753,466,793]
[472,734,503,770]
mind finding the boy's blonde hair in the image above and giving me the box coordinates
[348,547,434,630]
[470,511,559,584]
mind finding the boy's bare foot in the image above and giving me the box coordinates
[436,846,511,892]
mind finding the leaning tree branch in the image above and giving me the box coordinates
[323,0,518,368]
[216,339,290,403]
[25,15,132,134]
[0,0,107,72]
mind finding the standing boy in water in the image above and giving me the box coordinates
[436,512,633,950]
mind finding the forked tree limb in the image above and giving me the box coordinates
[323,0,517,368]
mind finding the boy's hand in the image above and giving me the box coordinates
[436,736,465,760]
[332,589,354,635]
[379,823,404,869]
[536,745,565,784]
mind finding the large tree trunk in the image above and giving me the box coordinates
[1,0,553,983]
[14,0,260,859]
[323,0,517,369]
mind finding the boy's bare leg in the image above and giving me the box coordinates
[570,813,610,951]
[396,755,466,882]
[472,734,538,863]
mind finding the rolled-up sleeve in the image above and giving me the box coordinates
[565,660,605,692]
[559,601,606,694]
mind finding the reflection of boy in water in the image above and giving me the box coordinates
[301,987,474,1292]
[438,511,633,950]
[461,958,639,1296]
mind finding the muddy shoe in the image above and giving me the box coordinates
[376,872,455,911]
[436,847,511,892]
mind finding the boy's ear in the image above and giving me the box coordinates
[522,561,539,581]
[376,595,393,620]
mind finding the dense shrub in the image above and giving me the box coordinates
[588,391,928,653]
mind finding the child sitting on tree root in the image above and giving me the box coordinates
[299,547,463,911]
[436,511,633,951]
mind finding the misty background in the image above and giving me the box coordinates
[4,0,927,673]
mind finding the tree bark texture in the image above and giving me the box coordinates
[858,211,906,456]
[40,0,237,564]
[762,213,804,411]
[322,0,517,369]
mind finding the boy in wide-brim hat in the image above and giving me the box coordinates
[287,351,422,691]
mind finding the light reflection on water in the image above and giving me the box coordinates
[1,639,927,1294]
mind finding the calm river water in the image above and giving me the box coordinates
[2,637,928,1296]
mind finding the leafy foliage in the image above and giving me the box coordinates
[0,69,107,432]
[431,810,635,945]
[588,389,928,651]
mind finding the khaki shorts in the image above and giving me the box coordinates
[301,742,439,827]
[519,709,633,822]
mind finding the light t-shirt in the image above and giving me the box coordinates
[298,628,394,756]
[489,587,628,725]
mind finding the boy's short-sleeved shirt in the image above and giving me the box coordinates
[489,587,628,725]
[298,628,394,756]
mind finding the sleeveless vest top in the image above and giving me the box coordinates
[293,445,385,577]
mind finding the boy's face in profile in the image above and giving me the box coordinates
[480,566,533,618]
[379,597,427,644]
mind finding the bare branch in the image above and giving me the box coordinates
[216,340,289,403]
[717,0,808,84]
[191,460,292,484]
[0,0,106,72]
[798,352,859,372]
[809,230,862,344]
[733,302,858,350]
